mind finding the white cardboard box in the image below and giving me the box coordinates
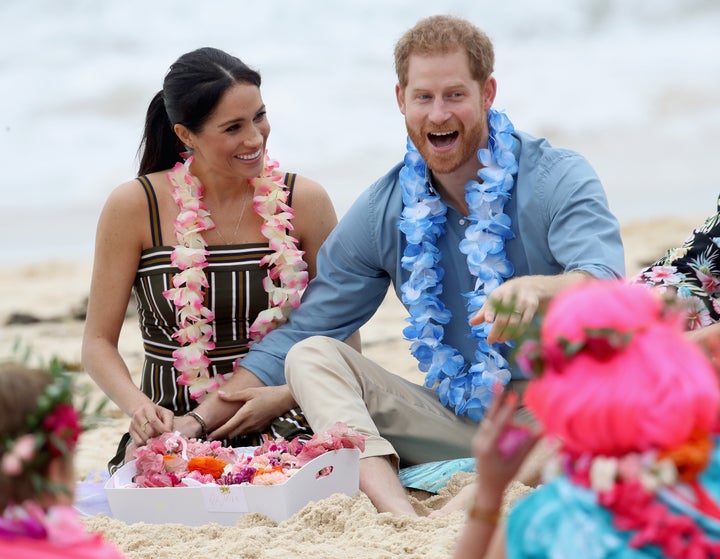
[104,447,360,525]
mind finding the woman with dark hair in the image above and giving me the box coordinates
[82,47,356,469]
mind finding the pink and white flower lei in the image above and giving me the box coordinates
[164,152,308,400]
[248,155,309,340]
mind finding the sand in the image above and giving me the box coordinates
[0,214,705,558]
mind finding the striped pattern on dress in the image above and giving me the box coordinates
[133,244,273,414]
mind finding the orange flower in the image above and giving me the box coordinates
[251,465,284,481]
[658,430,712,482]
[187,456,227,479]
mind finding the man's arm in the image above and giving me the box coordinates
[241,218,391,380]
[472,148,624,343]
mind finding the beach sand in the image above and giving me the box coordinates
[0,214,705,558]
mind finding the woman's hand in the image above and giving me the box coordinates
[172,414,205,439]
[450,390,541,559]
[210,385,296,440]
[129,402,174,445]
[473,391,541,503]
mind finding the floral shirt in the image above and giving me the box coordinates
[633,195,720,330]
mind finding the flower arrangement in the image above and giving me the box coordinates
[514,286,687,380]
[0,502,92,545]
[248,155,309,342]
[515,281,720,558]
[131,423,365,488]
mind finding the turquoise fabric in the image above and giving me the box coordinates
[399,458,475,493]
[506,438,720,558]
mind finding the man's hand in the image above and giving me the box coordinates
[470,272,591,344]
[209,385,296,440]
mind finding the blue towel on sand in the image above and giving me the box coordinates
[399,458,475,493]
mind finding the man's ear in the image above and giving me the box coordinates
[395,83,406,115]
[482,76,497,111]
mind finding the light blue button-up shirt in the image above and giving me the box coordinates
[243,130,625,386]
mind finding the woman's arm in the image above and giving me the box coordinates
[290,175,362,352]
[453,391,541,559]
[81,181,174,444]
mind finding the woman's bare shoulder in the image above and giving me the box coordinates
[282,172,332,206]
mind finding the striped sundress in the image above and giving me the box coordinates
[116,173,311,460]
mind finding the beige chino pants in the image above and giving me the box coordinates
[285,336,480,468]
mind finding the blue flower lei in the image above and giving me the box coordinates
[398,109,519,421]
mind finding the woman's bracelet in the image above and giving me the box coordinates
[468,504,501,524]
[185,411,208,439]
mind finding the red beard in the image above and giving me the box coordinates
[406,117,485,174]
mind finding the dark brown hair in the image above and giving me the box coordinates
[138,47,262,175]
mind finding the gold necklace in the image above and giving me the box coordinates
[212,192,250,245]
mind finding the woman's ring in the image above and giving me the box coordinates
[141,421,149,433]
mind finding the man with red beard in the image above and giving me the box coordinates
[213,15,625,515]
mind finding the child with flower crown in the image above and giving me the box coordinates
[454,280,720,558]
[0,363,126,559]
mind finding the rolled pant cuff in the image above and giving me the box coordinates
[362,438,400,470]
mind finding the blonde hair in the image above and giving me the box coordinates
[393,15,494,88]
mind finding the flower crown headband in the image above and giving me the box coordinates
[513,290,685,379]
[515,326,637,378]
[0,362,82,493]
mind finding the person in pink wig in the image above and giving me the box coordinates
[454,280,720,558]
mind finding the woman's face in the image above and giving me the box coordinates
[184,83,271,181]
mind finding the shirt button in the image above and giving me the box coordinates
[459,218,466,225]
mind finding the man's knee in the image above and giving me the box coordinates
[286,335,337,362]
[285,335,336,383]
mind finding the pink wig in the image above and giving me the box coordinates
[524,280,719,457]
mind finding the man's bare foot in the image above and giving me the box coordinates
[360,456,418,515]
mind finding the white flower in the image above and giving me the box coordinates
[639,458,677,492]
[589,456,618,492]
